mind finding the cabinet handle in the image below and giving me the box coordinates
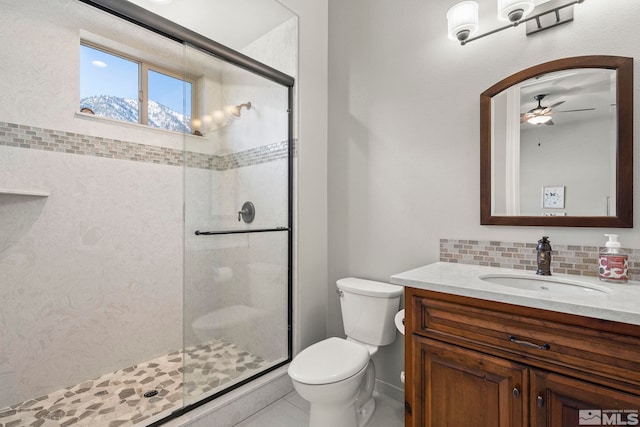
[512,387,521,398]
[537,395,545,408]
[508,335,551,350]
[405,401,412,415]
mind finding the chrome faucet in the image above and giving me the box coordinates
[536,236,552,276]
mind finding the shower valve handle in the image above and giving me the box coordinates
[237,201,255,223]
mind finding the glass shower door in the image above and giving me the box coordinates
[182,44,291,406]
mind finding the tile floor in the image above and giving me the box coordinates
[233,390,405,427]
[1,344,404,427]
[0,339,270,427]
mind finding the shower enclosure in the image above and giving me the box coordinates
[181,31,293,410]
[0,0,295,425]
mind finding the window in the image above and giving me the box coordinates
[147,69,192,132]
[80,43,193,133]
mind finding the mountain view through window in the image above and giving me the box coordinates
[80,44,192,133]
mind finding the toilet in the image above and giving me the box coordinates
[288,278,403,427]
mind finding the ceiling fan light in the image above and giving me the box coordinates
[527,115,552,125]
[447,1,479,41]
[497,0,535,22]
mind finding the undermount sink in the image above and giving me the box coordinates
[479,274,611,296]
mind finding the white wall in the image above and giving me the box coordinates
[520,117,613,216]
[278,0,330,354]
[328,0,640,392]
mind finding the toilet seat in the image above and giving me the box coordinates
[288,337,369,385]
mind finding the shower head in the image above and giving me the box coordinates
[230,102,252,117]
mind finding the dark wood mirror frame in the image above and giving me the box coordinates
[480,55,634,227]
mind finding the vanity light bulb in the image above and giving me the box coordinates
[497,0,535,22]
[212,110,225,121]
[447,1,479,41]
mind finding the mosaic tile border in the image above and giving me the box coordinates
[0,338,269,427]
[440,238,640,281]
[0,122,292,171]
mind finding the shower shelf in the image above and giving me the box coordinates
[0,188,49,197]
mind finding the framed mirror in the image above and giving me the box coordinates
[480,56,633,227]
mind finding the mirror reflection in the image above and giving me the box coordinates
[491,68,617,217]
[480,55,633,228]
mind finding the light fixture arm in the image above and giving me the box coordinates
[458,0,584,46]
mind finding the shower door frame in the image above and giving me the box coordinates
[78,0,294,423]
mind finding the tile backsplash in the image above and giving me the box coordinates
[441,238,640,281]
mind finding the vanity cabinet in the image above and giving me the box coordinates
[414,336,528,426]
[530,371,640,427]
[404,287,640,427]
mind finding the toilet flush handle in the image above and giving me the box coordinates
[336,289,344,297]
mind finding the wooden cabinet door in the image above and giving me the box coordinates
[411,336,528,427]
[531,369,640,427]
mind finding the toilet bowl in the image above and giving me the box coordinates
[289,337,376,427]
[288,278,403,427]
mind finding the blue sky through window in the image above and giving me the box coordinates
[80,44,191,115]
[149,69,192,115]
[80,45,138,101]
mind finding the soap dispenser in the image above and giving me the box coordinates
[598,234,628,283]
[536,236,552,276]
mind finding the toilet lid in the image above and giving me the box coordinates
[288,337,369,385]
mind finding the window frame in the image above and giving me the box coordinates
[80,41,197,133]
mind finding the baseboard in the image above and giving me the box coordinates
[374,378,404,403]
[163,365,293,427]
[161,367,402,426]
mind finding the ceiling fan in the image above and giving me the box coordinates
[520,94,595,125]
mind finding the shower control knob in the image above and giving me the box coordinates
[237,201,255,223]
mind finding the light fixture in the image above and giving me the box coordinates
[447,0,585,46]
[447,1,480,42]
[228,102,252,118]
[497,0,535,22]
[523,94,555,124]
[527,115,553,125]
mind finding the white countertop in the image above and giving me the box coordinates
[391,262,640,326]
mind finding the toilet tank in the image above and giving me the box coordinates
[337,278,403,346]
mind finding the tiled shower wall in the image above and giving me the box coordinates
[0,123,291,408]
[440,238,640,281]
[0,121,290,171]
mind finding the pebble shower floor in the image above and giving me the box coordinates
[0,339,268,427]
